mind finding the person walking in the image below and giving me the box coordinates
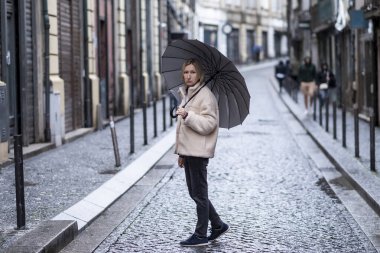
[252,44,261,62]
[175,58,229,247]
[275,60,287,93]
[316,62,336,106]
[298,56,317,114]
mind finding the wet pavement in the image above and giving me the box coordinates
[92,66,377,252]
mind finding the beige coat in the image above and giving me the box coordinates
[175,82,219,158]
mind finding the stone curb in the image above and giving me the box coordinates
[5,220,77,253]
[269,77,380,216]
[6,129,176,253]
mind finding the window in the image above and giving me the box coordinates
[225,0,241,6]
[271,0,282,11]
[261,0,269,9]
[246,0,257,9]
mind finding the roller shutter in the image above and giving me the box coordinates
[58,0,83,132]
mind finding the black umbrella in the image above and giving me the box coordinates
[161,39,250,129]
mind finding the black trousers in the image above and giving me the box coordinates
[184,156,222,238]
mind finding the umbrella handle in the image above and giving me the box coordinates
[170,106,178,119]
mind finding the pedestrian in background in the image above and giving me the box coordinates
[175,58,229,247]
[275,60,287,93]
[289,59,300,84]
[252,44,261,62]
[298,56,317,114]
[316,62,336,106]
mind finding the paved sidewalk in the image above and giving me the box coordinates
[0,99,176,252]
[271,77,380,216]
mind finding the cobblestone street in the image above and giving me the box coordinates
[94,67,377,253]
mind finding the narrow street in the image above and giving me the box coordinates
[85,66,377,253]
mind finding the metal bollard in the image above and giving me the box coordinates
[130,104,135,154]
[333,101,337,139]
[370,114,376,171]
[313,96,317,121]
[14,135,26,229]
[109,116,121,167]
[354,106,359,158]
[97,104,103,130]
[325,98,329,132]
[342,105,346,148]
[143,102,148,145]
[319,100,323,126]
[153,99,157,138]
[162,95,166,132]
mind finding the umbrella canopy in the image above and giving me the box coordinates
[161,39,250,129]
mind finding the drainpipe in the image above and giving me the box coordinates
[97,0,100,83]
[43,0,51,141]
[112,0,116,115]
[1,0,7,81]
[373,20,379,125]
[140,1,147,145]
[105,0,109,117]
[83,0,92,127]
[158,0,162,75]
[146,0,153,100]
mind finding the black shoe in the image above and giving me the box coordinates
[208,223,230,242]
[180,234,208,247]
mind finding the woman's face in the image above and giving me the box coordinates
[183,64,199,87]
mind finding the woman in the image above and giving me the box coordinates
[175,59,229,247]
[316,62,336,106]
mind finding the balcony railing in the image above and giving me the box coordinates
[310,0,336,32]
[364,0,380,17]
[364,0,380,8]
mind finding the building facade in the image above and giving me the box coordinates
[0,0,197,164]
[292,0,380,125]
[0,0,287,164]
[196,0,288,64]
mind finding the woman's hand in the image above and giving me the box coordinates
[178,156,185,168]
[176,107,188,119]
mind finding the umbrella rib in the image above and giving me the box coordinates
[211,75,251,107]
[161,68,182,74]
[194,40,218,66]
[223,72,250,95]
[229,84,247,125]
[214,77,250,119]
[169,81,185,90]
[166,44,210,63]
[218,79,245,128]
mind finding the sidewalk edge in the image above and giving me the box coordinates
[6,129,176,253]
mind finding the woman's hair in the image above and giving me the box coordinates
[181,58,205,84]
